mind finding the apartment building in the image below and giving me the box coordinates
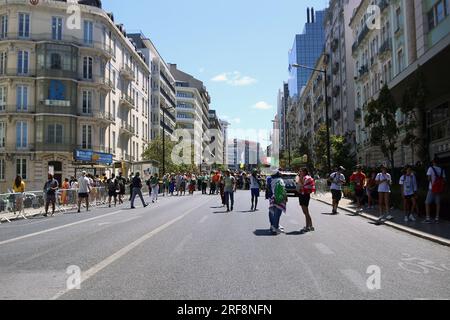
[0,0,150,191]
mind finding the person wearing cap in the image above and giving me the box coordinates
[77,171,91,213]
[350,165,367,213]
[130,172,148,209]
[329,166,346,214]
[376,164,393,222]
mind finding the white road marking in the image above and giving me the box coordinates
[340,269,369,293]
[50,199,211,300]
[315,243,335,255]
[174,234,193,254]
[0,211,122,246]
[97,222,111,226]
[199,215,209,224]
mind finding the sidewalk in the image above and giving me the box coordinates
[312,192,450,247]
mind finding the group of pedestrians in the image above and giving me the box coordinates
[327,159,446,224]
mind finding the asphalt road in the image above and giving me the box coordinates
[0,191,449,300]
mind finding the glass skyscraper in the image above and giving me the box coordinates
[288,9,326,98]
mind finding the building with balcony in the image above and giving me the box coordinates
[207,110,224,166]
[168,63,211,166]
[350,0,450,167]
[128,32,176,141]
[323,0,360,143]
[0,0,150,191]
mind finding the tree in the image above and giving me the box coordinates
[364,84,399,169]
[401,67,429,163]
[314,124,329,173]
[331,135,354,171]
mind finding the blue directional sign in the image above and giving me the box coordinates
[74,150,113,165]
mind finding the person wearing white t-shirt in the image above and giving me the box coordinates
[376,165,392,222]
[399,166,418,223]
[77,171,91,213]
[425,159,446,223]
[328,166,346,215]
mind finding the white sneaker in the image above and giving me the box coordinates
[386,215,394,220]
[404,216,409,223]
[409,215,416,222]
[279,225,285,232]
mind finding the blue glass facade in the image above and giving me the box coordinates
[288,10,325,98]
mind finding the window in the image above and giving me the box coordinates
[16,85,28,111]
[17,50,29,75]
[112,131,116,153]
[18,13,30,38]
[84,20,93,45]
[82,90,92,114]
[436,0,445,24]
[16,158,26,180]
[112,100,116,118]
[82,125,92,149]
[0,121,5,148]
[0,86,6,111]
[395,7,402,31]
[47,124,63,144]
[16,121,27,148]
[52,17,62,40]
[83,57,93,79]
[50,53,62,70]
[99,127,105,147]
[0,158,4,180]
[112,70,116,90]
[0,15,7,39]
[0,51,6,75]
[397,49,404,74]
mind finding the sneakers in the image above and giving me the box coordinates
[271,226,283,235]
[300,226,315,234]
[404,216,409,223]
[423,219,432,224]
[409,214,416,222]
[386,215,394,220]
[279,225,285,232]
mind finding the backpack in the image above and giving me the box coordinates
[431,167,445,194]
[274,180,287,205]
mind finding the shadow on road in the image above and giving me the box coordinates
[213,211,229,214]
[321,212,338,215]
[285,231,307,236]
[253,229,275,236]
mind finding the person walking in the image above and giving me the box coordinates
[107,174,118,208]
[296,168,316,234]
[250,170,261,211]
[424,159,446,223]
[399,165,418,223]
[218,175,226,207]
[77,171,91,213]
[268,169,288,235]
[130,172,148,209]
[150,174,159,203]
[116,172,126,204]
[12,175,26,213]
[43,174,59,217]
[350,165,366,213]
[329,166,346,215]
[223,170,236,212]
[376,165,393,222]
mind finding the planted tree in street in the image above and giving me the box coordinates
[364,84,399,169]
[401,67,429,163]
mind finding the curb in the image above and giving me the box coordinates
[312,197,450,247]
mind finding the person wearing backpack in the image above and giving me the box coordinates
[296,168,316,234]
[425,159,446,223]
[269,169,287,235]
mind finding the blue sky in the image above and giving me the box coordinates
[103,0,329,145]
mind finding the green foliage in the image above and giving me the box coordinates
[331,135,355,171]
[364,84,399,168]
[314,124,329,172]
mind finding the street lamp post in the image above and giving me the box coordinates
[291,62,331,173]
[161,105,175,176]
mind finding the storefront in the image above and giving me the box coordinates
[73,149,114,178]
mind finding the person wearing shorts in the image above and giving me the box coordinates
[425,159,446,223]
[250,170,261,211]
[329,166,346,214]
[296,168,315,233]
[350,165,367,213]
[399,166,418,223]
[43,174,59,217]
[77,171,91,213]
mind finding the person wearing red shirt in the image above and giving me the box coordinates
[350,165,367,212]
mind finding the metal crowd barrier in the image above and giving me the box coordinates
[0,187,110,223]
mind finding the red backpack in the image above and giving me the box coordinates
[431,167,445,194]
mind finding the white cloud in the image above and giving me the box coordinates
[252,101,273,110]
[211,71,257,86]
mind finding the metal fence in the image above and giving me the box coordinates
[0,187,114,222]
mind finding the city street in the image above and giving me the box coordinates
[0,191,449,300]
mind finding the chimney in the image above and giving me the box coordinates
[312,8,315,23]
[307,7,310,24]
